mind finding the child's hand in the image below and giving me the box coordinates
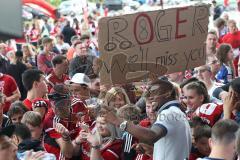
[132,143,153,156]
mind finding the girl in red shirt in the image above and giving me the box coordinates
[73,116,123,160]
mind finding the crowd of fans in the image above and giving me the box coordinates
[1,3,240,160]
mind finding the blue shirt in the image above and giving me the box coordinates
[216,64,233,84]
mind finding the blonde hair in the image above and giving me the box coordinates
[95,116,120,145]
[21,111,42,127]
[104,87,130,107]
[22,43,36,57]
[227,19,236,26]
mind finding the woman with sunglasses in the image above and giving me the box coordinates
[193,65,223,102]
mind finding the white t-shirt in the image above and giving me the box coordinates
[56,43,70,53]
[153,100,191,160]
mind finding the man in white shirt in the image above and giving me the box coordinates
[55,34,70,55]
[102,79,192,160]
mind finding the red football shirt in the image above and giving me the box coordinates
[222,31,240,49]
[0,74,18,113]
[46,71,69,91]
[135,119,152,160]
[222,31,240,76]
[23,98,33,111]
[195,103,223,126]
[81,139,123,160]
[43,110,63,160]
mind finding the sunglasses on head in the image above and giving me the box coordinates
[193,68,211,75]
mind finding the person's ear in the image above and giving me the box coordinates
[11,135,20,145]
[209,138,213,149]
[200,95,204,103]
[40,123,44,130]
[33,81,38,88]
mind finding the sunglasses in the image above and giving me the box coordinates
[208,60,219,65]
[193,68,211,75]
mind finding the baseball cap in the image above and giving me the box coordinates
[0,125,15,137]
[65,73,91,86]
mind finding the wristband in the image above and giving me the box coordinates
[62,134,71,142]
[91,144,101,149]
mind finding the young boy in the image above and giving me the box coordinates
[189,125,211,160]
[8,101,27,124]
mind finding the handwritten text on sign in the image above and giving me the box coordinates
[98,4,210,85]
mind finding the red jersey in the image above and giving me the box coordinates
[44,111,77,160]
[222,31,240,49]
[15,37,26,44]
[43,98,91,159]
[46,71,69,91]
[30,28,39,43]
[222,31,240,76]
[37,52,55,75]
[71,98,88,114]
[44,118,62,160]
[0,74,18,113]
[81,139,123,160]
[135,119,152,160]
[23,98,32,110]
[195,103,223,126]
[189,146,205,160]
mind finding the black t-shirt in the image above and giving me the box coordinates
[0,56,10,74]
[6,61,27,100]
[61,26,76,45]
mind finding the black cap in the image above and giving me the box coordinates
[0,125,15,137]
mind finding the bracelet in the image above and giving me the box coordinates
[62,134,71,142]
[91,144,101,150]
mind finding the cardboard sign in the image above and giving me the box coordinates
[98,4,210,85]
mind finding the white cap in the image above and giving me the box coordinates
[66,73,91,86]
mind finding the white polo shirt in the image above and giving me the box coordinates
[153,100,191,160]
